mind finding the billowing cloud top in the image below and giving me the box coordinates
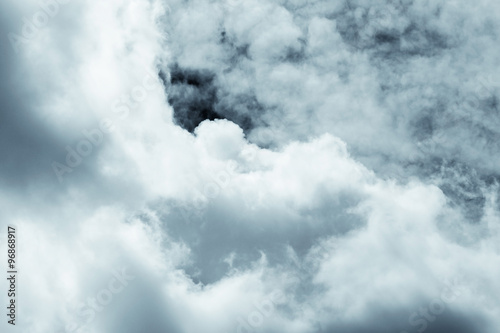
[1,0,499,332]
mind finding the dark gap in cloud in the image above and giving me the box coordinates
[165,63,224,133]
[374,31,400,44]
[163,63,262,134]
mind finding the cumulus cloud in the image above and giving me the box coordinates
[1,0,500,332]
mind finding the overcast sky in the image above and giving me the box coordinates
[1,0,500,332]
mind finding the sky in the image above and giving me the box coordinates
[1,0,500,332]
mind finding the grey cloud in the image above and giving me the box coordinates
[0,1,110,194]
[155,193,364,284]
[322,308,490,333]
[160,0,500,221]
[164,63,262,134]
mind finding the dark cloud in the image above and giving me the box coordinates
[0,2,109,194]
[166,64,223,132]
[165,63,259,134]
[0,7,63,189]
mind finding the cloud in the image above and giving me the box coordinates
[1,0,500,332]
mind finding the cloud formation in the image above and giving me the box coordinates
[1,0,500,332]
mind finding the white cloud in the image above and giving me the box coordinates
[1,0,500,332]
